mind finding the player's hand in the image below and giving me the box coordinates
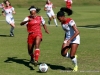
[45,30,49,34]
[64,39,70,46]
[66,40,71,46]
[47,10,50,12]
[28,18,32,22]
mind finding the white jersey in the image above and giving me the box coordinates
[45,3,53,13]
[62,18,80,44]
[3,6,14,18]
[2,6,15,24]
[45,3,55,17]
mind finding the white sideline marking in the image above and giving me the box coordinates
[60,70,100,73]
[0,20,100,30]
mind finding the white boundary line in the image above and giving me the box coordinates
[60,70,100,73]
[0,20,100,30]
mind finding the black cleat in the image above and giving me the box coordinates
[48,21,50,25]
[33,60,38,67]
[10,32,14,37]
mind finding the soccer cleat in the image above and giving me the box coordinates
[56,25,58,27]
[75,55,77,58]
[73,65,78,72]
[48,21,50,25]
[30,58,38,67]
[10,32,14,37]
[73,55,78,72]
[30,58,34,64]
[33,60,38,67]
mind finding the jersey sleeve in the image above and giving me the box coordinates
[71,0,73,4]
[23,17,29,25]
[41,16,45,25]
[2,8,4,12]
[69,20,76,26]
[11,7,14,11]
[45,4,47,8]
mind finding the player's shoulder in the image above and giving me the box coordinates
[4,6,14,9]
[27,15,31,18]
[67,18,75,24]
[45,4,48,6]
[66,18,73,22]
[8,6,13,9]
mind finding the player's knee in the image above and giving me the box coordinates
[61,51,66,57]
[12,25,15,28]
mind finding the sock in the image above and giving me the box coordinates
[54,19,58,26]
[34,49,40,61]
[66,52,70,58]
[71,56,77,66]
[30,53,34,60]
[10,27,14,34]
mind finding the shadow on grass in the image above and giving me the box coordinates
[78,24,100,28]
[0,35,10,37]
[4,57,34,70]
[47,63,73,70]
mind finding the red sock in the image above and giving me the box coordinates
[34,49,40,61]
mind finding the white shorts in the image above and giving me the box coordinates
[46,10,55,18]
[6,17,15,25]
[64,35,80,44]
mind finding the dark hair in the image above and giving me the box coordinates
[28,5,41,13]
[57,7,73,17]
[3,0,11,6]
[46,1,48,4]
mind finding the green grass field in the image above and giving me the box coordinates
[0,5,100,75]
[0,0,100,7]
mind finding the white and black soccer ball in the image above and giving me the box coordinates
[39,63,48,73]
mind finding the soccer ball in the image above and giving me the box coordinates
[39,63,48,73]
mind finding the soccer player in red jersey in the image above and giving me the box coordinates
[57,7,80,71]
[20,5,49,66]
[64,0,73,9]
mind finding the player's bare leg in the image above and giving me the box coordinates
[34,36,41,66]
[70,44,79,71]
[52,16,58,27]
[10,23,15,37]
[28,44,35,64]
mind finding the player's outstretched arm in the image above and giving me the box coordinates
[20,20,28,26]
[43,24,49,34]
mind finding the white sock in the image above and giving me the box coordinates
[66,52,70,58]
[54,19,58,26]
[10,27,14,33]
[72,57,77,66]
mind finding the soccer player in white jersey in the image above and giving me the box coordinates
[57,7,80,71]
[2,0,16,37]
[44,0,58,27]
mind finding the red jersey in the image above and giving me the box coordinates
[65,0,72,9]
[23,16,45,34]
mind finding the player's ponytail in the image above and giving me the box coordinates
[57,7,73,18]
[35,7,41,13]
[60,7,73,16]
